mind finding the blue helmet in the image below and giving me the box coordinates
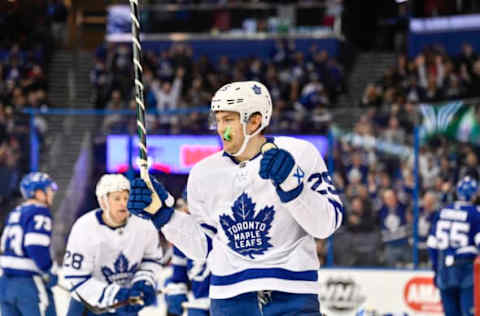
[456,176,478,201]
[20,172,58,199]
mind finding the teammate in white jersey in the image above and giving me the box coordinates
[128,81,344,315]
[0,172,58,316]
[63,174,163,316]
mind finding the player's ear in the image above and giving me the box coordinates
[247,113,262,134]
[98,196,107,210]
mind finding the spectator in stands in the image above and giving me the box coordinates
[459,151,480,180]
[417,191,438,267]
[378,189,412,268]
[151,67,185,132]
[110,44,132,99]
[90,58,109,108]
[0,139,20,206]
[383,116,406,144]
[102,89,127,133]
[47,0,69,47]
[457,43,478,74]
[360,83,381,108]
[346,196,380,266]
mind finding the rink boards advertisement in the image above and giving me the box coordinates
[318,268,442,316]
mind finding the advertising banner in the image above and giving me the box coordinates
[318,268,442,316]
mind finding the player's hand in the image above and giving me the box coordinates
[165,293,188,316]
[128,177,175,230]
[259,148,305,202]
[132,280,157,307]
[115,287,144,313]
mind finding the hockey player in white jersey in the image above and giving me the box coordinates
[0,172,58,316]
[63,174,163,316]
[128,81,344,315]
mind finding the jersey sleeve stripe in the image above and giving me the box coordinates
[200,223,217,235]
[24,233,50,247]
[456,246,479,255]
[69,276,92,292]
[0,256,40,272]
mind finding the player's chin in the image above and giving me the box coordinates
[223,144,237,155]
[117,209,129,218]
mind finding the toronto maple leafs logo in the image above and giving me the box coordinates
[252,84,262,95]
[219,193,275,259]
[101,253,138,285]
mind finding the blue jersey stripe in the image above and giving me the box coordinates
[211,268,318,286]
[65,274,92,279]
[201,223,217,234]
[70,276,92,292]
[98,286,107,304]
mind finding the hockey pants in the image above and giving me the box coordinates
[0,274,56,316]
[210,291,321,316]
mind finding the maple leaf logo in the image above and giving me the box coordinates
[101,253,138,285]
[252,84,262,95]
[219,193,275,259]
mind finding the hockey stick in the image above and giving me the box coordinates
[129,0,162,214]
[129,0,148,179]
[76,292,144,315]
[76,288,163,315]
[57,280,162,315]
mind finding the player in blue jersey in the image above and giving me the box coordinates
[164,192,210,316]
[0,172,58,316]
[128,81,343,316]
[427,176,480,316]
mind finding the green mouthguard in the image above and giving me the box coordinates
[224,126,232,141]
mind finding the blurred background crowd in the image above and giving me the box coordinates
[2,0,480,269]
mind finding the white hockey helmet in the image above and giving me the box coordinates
[211,81,272,132]
[211,81,272,156]
[95,174,131,199]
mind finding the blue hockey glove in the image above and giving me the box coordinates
[165,293,188,316]
[259,148,304,202]
[128,177,175,230]
[115,287,144,313]
[132,280,157,307]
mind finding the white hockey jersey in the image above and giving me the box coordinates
[62,209,163,307]
[162,136,343,299]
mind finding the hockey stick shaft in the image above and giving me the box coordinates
[128,0,163,213]
[129,0,148,180]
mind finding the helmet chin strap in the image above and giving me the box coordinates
[231,123,263,157]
